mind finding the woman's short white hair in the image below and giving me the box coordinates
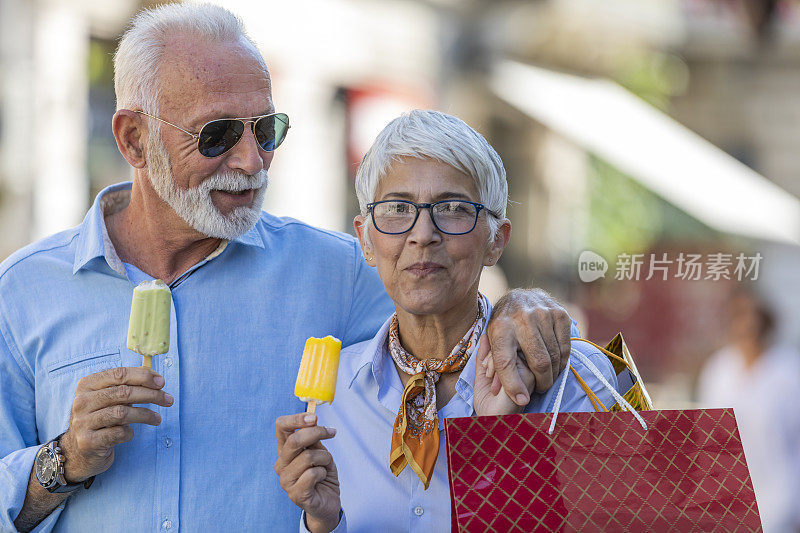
[114,3,262,115]
[355,109,508,238]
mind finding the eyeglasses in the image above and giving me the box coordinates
[366,199,499,235]
[135,111,290,158]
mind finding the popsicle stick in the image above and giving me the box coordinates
[306,402,317,415]
[142,355,153,369]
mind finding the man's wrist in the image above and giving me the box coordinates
[14,470,70,533]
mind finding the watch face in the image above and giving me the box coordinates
[35,447,57,486]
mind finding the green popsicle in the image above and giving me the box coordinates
[126,279,172,368]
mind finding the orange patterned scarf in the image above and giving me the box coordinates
[388,295,488,489]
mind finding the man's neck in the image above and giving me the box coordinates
[105,183,222,285]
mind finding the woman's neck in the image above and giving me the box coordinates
[391,292,483,409]
[394,295,481,361]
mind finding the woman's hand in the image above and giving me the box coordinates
[473,334,537,416]
[275,414,341,533]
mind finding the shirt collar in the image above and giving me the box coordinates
[347,302,493,405]
[347,315,394,390]
[72,181,265,276]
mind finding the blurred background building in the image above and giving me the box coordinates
[2,0,800,521]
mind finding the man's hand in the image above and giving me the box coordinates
[485,288,572,405]
[274,414,340,533]
[474,334,536,416]
[60,366,173,483]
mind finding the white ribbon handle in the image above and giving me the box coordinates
[548,348,648,435]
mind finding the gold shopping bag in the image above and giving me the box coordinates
[570,334,654,412]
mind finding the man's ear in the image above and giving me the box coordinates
[353,215,376,266]
[112,110,147,169]
[484,219,512,266]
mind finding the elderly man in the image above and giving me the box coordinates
[1,4,574,532]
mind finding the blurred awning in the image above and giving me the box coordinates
[491,60,800,246]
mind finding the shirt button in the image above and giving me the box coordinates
[162,519,172,529]
[163,357,173,367]
[164,437,172,448]
[414,506,424,516]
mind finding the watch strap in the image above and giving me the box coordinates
[41,434,95,493]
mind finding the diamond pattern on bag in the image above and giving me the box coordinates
[445,409,762,532]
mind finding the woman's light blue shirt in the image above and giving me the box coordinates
[305,316,619,532]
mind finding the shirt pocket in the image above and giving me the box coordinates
[46,348,122,380]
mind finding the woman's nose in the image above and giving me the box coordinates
[407,208,442,245]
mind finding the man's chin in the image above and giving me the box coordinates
[192,207,261,240]
[191,185,265,239]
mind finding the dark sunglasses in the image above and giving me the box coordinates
[135,111,290,158]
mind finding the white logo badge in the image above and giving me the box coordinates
[578,250,608,282]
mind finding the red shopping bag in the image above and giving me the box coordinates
[444,408,761,532]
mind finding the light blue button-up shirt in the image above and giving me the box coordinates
[306,317,619,532]
[0,182,394,532]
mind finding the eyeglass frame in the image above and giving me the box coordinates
[134,110,290,158]
[365,199,500,235]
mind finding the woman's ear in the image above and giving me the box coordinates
[112,110,147,168]
[484,219,512,266]
[353,215,376,266]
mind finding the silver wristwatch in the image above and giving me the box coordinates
[34,434,94,493]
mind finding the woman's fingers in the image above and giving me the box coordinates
[273,411,341,530]
[491,373,502,396]
[279,448,334,488]
[293,466,331,500]
[275,424,336,472]
[275,413,318,448]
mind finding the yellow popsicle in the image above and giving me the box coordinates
[126,279,172,368]
[294,336,341,414]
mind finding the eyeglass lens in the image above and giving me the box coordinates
[372,201,479,234]
[197,114,289,157]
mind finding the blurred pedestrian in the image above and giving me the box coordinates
[698,289,800,533]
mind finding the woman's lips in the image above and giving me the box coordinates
[405,262,445,276]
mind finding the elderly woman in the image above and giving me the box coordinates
[274,110,618,532]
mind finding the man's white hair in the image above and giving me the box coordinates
[114,2,262,114]
[355,109,508,238]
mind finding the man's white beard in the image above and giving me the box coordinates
[145,129,268,239]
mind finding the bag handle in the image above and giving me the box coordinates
[570,367,608,413]
[571,337,629,368]
[572,336,654,410]
[548,348,648,435]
